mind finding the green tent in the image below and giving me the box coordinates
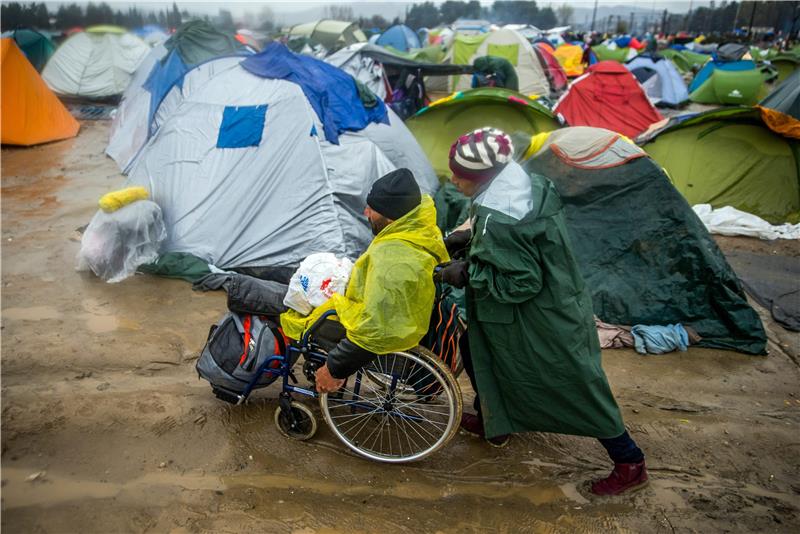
[405,87,560,180]
[164,20,244,66]
[660,48,709,74]
[384,44,445,64]
[640,107,800,224]
[591,44,635,63]
[522,130,766,354]
[2,28,54,71]
[771,54,800,84]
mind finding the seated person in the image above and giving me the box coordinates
[279,168,449,393]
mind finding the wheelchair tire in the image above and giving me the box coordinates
[319,347,462,463]
[274,401,317,441]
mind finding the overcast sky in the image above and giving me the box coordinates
[37,1,705,24]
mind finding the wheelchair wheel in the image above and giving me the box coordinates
[274,401,317,441]
[319,348,462,463]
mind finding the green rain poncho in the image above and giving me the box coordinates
[281,195,449,354]
[466,162,625,439]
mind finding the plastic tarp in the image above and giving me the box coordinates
[640,108,799,224]
[1,39,79,146]
[325,43,388,100]
[723,251,800,332]
[125,57,415,271]
[42,31,149,98]
[625,54,689,107]
[693,204,800,240]
[406,88,560,179]
[553,61,663,138]
[525,146,766,355]
[376,25,421,52]
[242,42,388,144]
[77,200,167,283]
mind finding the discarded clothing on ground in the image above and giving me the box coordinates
[631,324,689,355]
[724,251,800,332]
[595,317,634,349]
[77,200,166,283]
[693,204,800,240]
[193,272,289,317]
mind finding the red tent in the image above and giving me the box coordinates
[535,42,568,93]
[553,61,663,138]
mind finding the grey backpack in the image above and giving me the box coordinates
[196,312,285,402]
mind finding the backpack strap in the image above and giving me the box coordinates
[238,315,253,365]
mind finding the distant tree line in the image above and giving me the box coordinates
[406,1,558,31]
[1,2,190,32]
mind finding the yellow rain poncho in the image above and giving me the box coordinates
[281,195,448,354]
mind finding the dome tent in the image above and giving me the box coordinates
[554,61,663,138]
[405,87,560,180]
[375,24,421,52]
[517,127,766,355]
[1,28,54,71]
[553,43,585,77]
[444,28,555,97]
[625,54,689,107]
[288,19,366,55]
[42,25,149,99]
[124,43,437,271]
[106,20,247,172]
[688,60,767,105]
[639,107,799,224]
[1,38,79,146]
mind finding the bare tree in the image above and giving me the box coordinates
[556,3,574,26]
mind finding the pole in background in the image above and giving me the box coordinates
[590,0,598,32]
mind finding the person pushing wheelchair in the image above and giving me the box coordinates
[435,128,648,497]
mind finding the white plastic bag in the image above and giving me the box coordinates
[283,253,354,315]
[693,204,800,240]
[76,200,167,283]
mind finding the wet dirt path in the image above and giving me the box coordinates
[2,121,799,532]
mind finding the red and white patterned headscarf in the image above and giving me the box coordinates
[448,127,514,182]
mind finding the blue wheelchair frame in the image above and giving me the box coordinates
[231,310,427,433]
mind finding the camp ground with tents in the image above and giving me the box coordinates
[2,4,800,531]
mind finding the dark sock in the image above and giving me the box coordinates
[598,431,645,464]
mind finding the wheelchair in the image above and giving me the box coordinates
[227,310,463,464]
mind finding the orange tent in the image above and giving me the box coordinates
[1,38,79,146]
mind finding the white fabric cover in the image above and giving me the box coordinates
[106,44,168,172]
[693,204,800,240]
[125,59,399,269]
[42,32,149,98]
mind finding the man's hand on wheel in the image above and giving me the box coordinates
[315,364,345,393]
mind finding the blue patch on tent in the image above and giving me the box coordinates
[216,105,267,148]
[310,124,317,136]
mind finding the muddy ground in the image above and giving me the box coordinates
[2,121,799,533]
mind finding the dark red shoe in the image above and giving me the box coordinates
[591,461,649,496]
[460,413,510,447]
[460,413,484,436]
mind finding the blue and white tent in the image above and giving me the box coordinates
[375,24,421,52]
[120,43,438,270]
[625,54,689,107]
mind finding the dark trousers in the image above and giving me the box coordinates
[459,332,644,465]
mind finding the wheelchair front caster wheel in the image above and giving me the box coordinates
[274,401,317,441]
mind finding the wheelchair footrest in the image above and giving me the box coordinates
[212,387,245,405]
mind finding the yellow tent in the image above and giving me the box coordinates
[554,43,585,77]
[1,38,79,146]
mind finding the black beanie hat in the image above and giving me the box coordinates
[366,168,421,220]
